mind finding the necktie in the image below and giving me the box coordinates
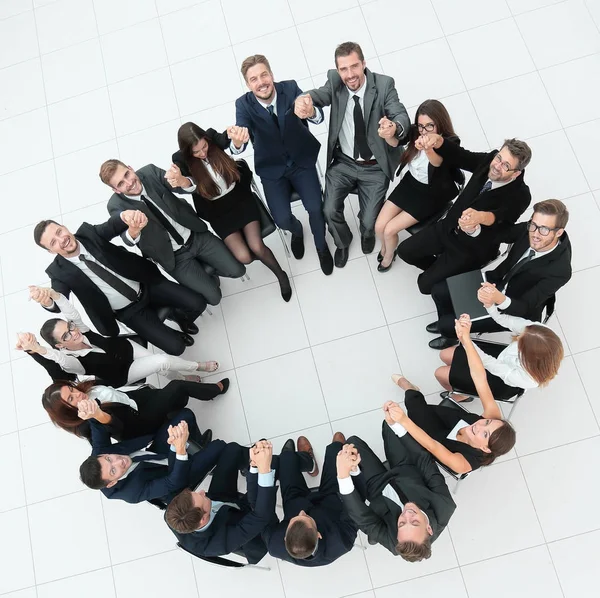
[266,104,279,128]
[79,255,138,302]
[140,195,184,246]
[479,180,493,195]
[352,95,372,160]
[500,249,535,289]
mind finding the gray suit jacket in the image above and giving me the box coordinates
[106,164,208,272]
[307,68,409,180]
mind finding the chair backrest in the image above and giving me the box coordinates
[542,294,556,324]
[236,158,276,238]
[176,542,247,568]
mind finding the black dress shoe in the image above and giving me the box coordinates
[290,229,305,260]
[198,429,212,449]
[426,321,440,334]
[428,336,458,350]
[317,247,334,275]
[217,378,230,395]
[334,247,349,268]
[181,333,194,347]
[282,438,295,452]
[377,255,396,273]
[361,235,376,254]
[180,321,199,335]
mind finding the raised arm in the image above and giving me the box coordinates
[486,304,535,334]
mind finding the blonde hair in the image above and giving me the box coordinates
[99,159,127,185]
[240,54,271,81]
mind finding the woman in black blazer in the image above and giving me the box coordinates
[41,378,229,443]
[374,100,461,272]
[170,122,292,302]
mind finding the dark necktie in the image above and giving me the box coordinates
[79,255,138,302]
[500,249,535,289]
[479,180,493,195]
[140,195,184,246]
[266,104,279,128]
[132,452,169,463]
[352,95,372,160]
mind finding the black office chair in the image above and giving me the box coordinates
[176,542,271,571]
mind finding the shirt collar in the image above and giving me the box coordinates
[347,78,367,98]
[257,91,277,110]
[124,185,147,200]
[531,239,560,258]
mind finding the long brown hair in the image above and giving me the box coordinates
[177,122,240,199]
[517,325,563,386]
[400,99,457,168]
[42,379,103,437]
[480,420,516,466]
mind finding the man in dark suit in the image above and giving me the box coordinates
[34,213,205,356]
[165,439,279,564]
[296,41,410,268]
[79,408,224,505]
[340,402,456,562]
[428,199,572,349]
[103,159,245,306]
[264,433,358,567]
[232,54,333,275]
[397,136,533,300]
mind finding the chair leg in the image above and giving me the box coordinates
[452,477,463,495]
[353,542,366,551]
[506,395,522,421]
[246,564,271,571]
[240,273,251,282]
[202,307,213,316]
[279,228,291,257]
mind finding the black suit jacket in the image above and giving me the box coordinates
[44,215,162,337]
[433,140,531,262]
[341,426,456,556]
[106,163,209,272]
[264,491,357,567]
[486,224,572,321]
[168,472,277,565]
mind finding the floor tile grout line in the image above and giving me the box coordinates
[585,0,600,35]
[571,357,600,432]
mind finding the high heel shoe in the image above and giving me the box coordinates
[279,272,292,302]
[376,251,384,263]
[377,254,396,273]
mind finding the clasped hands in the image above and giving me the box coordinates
[227,125,250,148]
[120,209,148,237]
[167,421,190,454]
[249,439,273,474]
[336,443,361,478]
[457,207,484,234]
[377,116,397,139]
[28,285,59,308]
[477,282,504,308]
[15,331,41,353]
[294,94,316,119]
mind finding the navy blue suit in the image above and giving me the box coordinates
[235,80,327,250]
[89,408,225,504]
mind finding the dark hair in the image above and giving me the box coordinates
[177,122,240,199]
[480,420,517,466]
[533,199,569,230]
[502,138,532,170]
[166,488,204,533]
[80,456,107,489]
[40,318,62,348]
[400,99,457,168]
[240,54,271,80]
[42,379,100,437]
[284,519,318,559]
[334,41,364,66]
[396,538,432,562]
[34,219,60,249]
[517,325,563,386]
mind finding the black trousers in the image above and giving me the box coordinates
[396,224,486,295]
[116,278,206,355]
[207,442,249,501]
[431,280,507,338]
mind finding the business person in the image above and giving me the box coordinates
[166,440,278,564]
[339,410,456,561]
[79,410,226,504]
[428,199,572,348]
[232,54,333,275]
[264,433,358,567]
[296,41,410,267]
[103,159,245,306]
[397,136,532,294]
[374,99,461,272]
[20,286,218,387]
[34,213,206,355]
[172,122,292,301]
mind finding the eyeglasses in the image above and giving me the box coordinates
[417,123,436,133]
[527,220,560,237]
[493,153,519,172]
[61,321,77,342]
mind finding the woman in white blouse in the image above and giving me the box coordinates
[435,306,564,402]
[171,122,292,302]
[374,100,461,273]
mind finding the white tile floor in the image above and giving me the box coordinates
[1,0,599,596]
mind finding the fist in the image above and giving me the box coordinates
[227,125,249,148]
[16,332,38,352]
[294,94,314,119]
[77,398,98,420]
[29,285,57,307]
[378,116,396,139]
[122,210,148,230]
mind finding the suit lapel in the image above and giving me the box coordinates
[362,69,377,128]
[275,82,287,133]
[334,84,349,140]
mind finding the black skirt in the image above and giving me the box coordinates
[449,341,523,400]
[387,170,444,222]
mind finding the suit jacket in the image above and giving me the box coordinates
[341,428,456,556]
[106,163,209,272]
[433,140,531,263]
[264,491,357,567]
[486,224,572,321]
[168,472,277,565]
[308,68,410,180]
[234,80,322,180]
[44,215,162,337]
[89,419,189,504]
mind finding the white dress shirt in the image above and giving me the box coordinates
[118,446,187,481]
[88,385,139,411]
[400,150,429,184]
[66,242,140,311]
[339,79,368,159]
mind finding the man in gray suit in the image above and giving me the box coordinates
[337,401,456,562]
[102,160,245,306]
[295,41,410,268]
